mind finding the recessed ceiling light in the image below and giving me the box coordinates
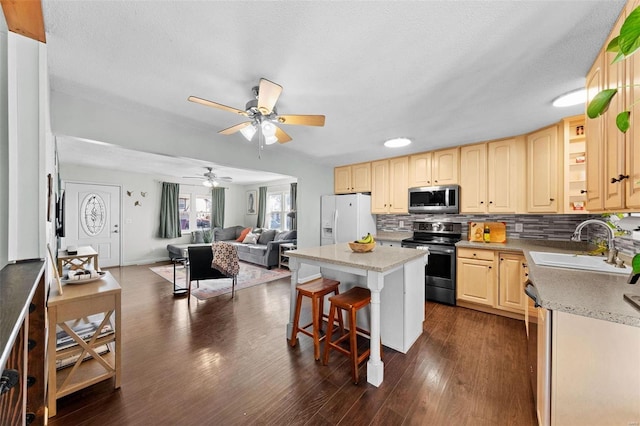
[552,89,587,107]
[384,137,412,148]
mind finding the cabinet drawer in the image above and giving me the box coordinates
[457,247,495,261]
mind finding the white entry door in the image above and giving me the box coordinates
[64,182,121,268]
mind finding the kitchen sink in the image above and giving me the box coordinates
[528,251,629,275]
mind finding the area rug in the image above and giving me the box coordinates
[149,262,291,300]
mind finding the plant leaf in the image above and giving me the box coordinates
[611,51,626,64]
[632,253,640,274]
[606,36,620,53]
[617,110,631,133]
[587,89,617,118]
[619,6,640,57]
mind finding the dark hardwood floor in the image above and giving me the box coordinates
[48,263,537,426]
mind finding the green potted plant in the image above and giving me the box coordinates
[587,6,640,133]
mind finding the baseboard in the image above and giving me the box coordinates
[122,257,170,266]
[456,300,525,321]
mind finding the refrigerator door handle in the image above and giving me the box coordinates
[333,210,338,244]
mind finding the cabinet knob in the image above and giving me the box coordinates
[550,198,555,202]
[480,201,484,204]
[434,180,438,183]
[488,266,492,269]
[489,201,493,204]
[500,258,504,261]
[427,181,431,184]
[580,189,587,194]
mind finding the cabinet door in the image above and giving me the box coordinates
[351,162,371,193]
[626,2,640,208]
[408,152,432,187]
[498,253,526,314]
[456,257,496,306]
[585,50,605,211]
[334,166,352,194]
[460,143,487,213]
[527,125,561,213]
[432,148,459,185]
[604,12,627,211]
[388,156,409,214]
[371,160,390,213]
[488,137,525,213]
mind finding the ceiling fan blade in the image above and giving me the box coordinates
[275,126,293,144]
[257,78,283,115]
[188,96,248,116]
[276,114,325,127]
[218,177,233,182]
[219,121,254,135]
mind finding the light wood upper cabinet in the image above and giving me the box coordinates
[459,143,487,213]
[460,138,525,214]
[527,125,562,213]
[334,162,371,194]
[408,152,433,188]
[584,4,640,212]
[432,147,459,185]
[585,50,605,211]
[488,137,526,213]
[371,157,408,214]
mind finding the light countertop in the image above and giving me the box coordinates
[456,239,640,328]
[375,231,411,242]
[287,243,426,272]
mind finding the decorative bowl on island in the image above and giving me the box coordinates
[348,241,376,253]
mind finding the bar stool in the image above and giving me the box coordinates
[290,277,343,360]
[322,286,373,384]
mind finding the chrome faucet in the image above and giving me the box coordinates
[571,219,617,265]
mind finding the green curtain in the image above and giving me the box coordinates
[212,187,225,228]
[289,182,297,230]
[159,182,181,238]
[257,186,267,228]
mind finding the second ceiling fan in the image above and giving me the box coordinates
[188,78,325,145]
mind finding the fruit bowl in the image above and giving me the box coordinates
[348,241,376,253]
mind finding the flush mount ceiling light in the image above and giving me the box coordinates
[384,137,412,148]
[552,89,587,107]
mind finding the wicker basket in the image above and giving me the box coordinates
[348,241,376,253]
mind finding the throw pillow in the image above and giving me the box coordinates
[192,230,204,244]
[242,233,258,244]
[258,229,277,245]
[236,227,252,242]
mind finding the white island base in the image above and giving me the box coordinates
[286,243,427,387]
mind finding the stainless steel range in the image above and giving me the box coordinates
[401,221,462,305]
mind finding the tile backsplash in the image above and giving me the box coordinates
[377,213,640,255]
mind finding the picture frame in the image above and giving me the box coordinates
[246,190,257,215]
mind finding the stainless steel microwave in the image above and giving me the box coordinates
[408,185,460,214]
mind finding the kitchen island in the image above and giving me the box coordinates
[286,243,427,387]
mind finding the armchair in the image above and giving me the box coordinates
[187,243,239,303]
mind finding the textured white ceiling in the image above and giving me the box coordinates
[42,0,625,182]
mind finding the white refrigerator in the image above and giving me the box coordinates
[320,194,376,245]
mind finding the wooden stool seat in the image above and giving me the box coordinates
[289,278,343,360]
[323,286,373,384]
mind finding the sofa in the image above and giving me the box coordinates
[213,226,297,269]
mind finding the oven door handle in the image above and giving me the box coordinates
[428,248,455,255]
[524,281,541,308]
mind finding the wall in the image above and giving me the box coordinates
[0,19,7,269]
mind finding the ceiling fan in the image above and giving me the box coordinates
[188,78,325,147]
[183,167,232,187]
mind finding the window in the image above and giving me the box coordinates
[266,191,291,231]
[179,192,211,232]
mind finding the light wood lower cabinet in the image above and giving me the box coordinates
[497,253,527,313]
[457,247,528,318]
[456,248,496,307]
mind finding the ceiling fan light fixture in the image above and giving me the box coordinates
[384,137,412,148]
[202,179,214,187]
[240,124,257,141]
[261,120,277,137]
[265,135,279,145]
[552,89,587,107]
